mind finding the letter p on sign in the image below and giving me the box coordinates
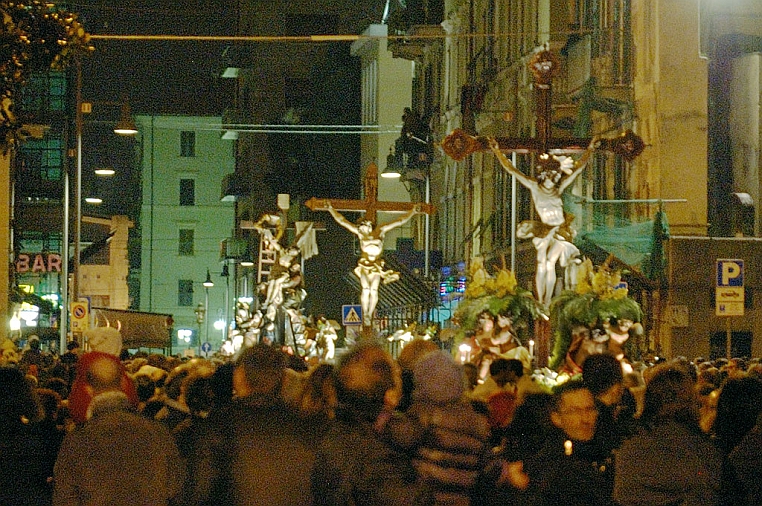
[717,259,744,287]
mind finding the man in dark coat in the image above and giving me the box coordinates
[53,353,184,506]
[187,344,321,506]
[311,343,434,506]
[521,380,615,506]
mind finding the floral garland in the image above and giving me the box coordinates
[547,256,643,371]
[452,257,543,344]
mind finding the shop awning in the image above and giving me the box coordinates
[92,308,173,349]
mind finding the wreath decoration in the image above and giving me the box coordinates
[548,256,643,370]
[0,1,94,151]
[453,257,543,344]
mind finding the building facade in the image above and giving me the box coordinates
[385,0,762,359]
[137,115,235,355]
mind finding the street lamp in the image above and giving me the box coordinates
[62,59,138,352]
[203,269,214,348]
[221,263,230,343]
[382,159,432,278]
[194,302,205,355]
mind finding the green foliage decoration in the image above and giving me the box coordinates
[452,257,543,344]
[548,257,643,370]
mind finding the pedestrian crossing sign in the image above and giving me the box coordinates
[342,305,362,326]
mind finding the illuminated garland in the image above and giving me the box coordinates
[0,1,94,150]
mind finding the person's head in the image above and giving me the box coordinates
[582,353,624,406]
[85,354,124,395]
[66,340,80,353]
[299,363,337,419]
[0,367,42,423]
[641,364,699,428]
[550,380,598,442]
[133,374,157,403]
[43,377,70,400]
[210,361,235,408]
[35,388,62,421]
[234,344,287,397]
[396,338,438,373]
[335,343,400,422]
[412,350,465,404]
[490,358,523,387]
[28,336,40,351]
[713,375,762,454]
[182,373,215,416]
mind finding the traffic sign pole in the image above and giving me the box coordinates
[716,259,744,359]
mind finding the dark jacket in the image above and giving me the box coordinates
[728,421,762,506]
[53,391,184,506]
[523,429,615,506]
[188,392,321,506]
[613,420,721,506]
[312,407,434,506]
[0,418,58,506]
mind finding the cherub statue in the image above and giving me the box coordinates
[316,317,338,362]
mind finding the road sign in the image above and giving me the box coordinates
[342,305,362,326]
[201,342,212,354]
[70,301,89,332]
[716,259,744,316]
[717,259,744,287]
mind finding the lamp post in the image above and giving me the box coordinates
[66,58,137,352]
[382,151,431,278]
[203,269,214,348]
[221,263,230,343]
[194,302,205,356]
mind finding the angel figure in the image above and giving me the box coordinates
[324,201,422,327]
[488,136,598,307]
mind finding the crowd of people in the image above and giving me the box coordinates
[2,335,762,505]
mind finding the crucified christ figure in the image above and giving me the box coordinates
[324,201,422,328]
[488,136,598,307]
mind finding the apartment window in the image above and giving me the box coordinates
[180,131,195,157]
[178,229,194,256]
[180,178,195,206]
[178,279,193,306]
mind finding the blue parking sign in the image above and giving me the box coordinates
[717,259,744,287]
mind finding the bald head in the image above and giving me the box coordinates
[85,355,123,394]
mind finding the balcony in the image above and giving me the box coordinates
[387,0,444,61]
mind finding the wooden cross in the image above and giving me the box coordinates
[305,162,435,219]
[441,50,645,161]
[306,162,435,339]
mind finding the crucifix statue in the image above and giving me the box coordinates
[306,163,435,335]
[441,49,645,365]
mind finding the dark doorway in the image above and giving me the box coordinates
[710,331,752,360]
